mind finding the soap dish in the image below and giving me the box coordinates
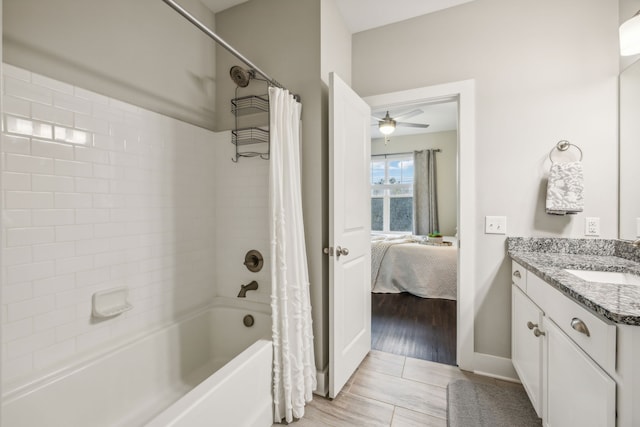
[92,287,133,319]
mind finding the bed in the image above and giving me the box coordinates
[371,234,457,300]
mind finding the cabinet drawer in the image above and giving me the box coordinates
[512,261,527,292]
[528,273,616,374]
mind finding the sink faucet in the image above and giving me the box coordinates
[633,239,640,247]
[237,280,258,298]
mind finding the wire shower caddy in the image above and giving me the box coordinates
[231,82,270,162]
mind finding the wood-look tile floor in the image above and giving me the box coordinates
[278,350,507,426]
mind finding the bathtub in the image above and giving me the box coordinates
[2,298,273,427]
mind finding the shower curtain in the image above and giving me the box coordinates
[413,149,439,235]
[269,87,317,423]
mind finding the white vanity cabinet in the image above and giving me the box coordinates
[545,318,616,427]
[511,261,617,427]
[512,285,544,417]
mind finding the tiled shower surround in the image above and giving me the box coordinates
[0,64,269,388]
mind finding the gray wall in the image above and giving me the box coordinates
[371,131,458,237]
[3,0,217,129]
[354,0,619,358]
[215,0,331,372]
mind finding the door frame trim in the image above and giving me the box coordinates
[364,79,476,370]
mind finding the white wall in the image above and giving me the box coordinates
[371,130,458,237]
[3,0,217,130]
[1,64,218,389]
[213,139,271,304]
[1,0,4,401]
[353,0,619,358]
[321,0,352,86]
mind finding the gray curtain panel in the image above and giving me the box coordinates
[413,149,439,235]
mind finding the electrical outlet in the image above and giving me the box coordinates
[485,216,507,235]
[585,217,600,236]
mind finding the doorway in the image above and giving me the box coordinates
[364,80,476,370]
[368,100,458,366]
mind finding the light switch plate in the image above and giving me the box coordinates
[585,217,600,236]
[485,216,507,234]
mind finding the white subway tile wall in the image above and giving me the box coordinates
[1,64,219,387]
[213,141,270,305]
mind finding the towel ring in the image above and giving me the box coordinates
[548,140,583,163]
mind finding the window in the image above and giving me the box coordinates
[371,155,414,232]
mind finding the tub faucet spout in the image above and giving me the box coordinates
[238,280,258,298]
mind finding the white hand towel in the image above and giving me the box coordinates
[546,161,584,215]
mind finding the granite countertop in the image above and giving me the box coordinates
[507,238,640,326]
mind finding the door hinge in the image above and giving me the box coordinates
[323,247,334,256]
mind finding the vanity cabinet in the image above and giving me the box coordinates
[512,285,543,417]
[545,318,615,427]
[511,261,616,427]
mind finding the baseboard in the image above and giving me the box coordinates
[473,352,519,382]
[314,365,328,396]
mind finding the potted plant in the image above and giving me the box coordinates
[428,231,443,244]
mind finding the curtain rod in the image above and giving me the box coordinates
[161,0,287,92]
[372,149,441,158]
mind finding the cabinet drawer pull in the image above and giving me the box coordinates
[526,321,537,330]
[513,270,522,279]
[533,327,546,337]
[571,318,591,337]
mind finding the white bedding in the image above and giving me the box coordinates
[371,236,457,300]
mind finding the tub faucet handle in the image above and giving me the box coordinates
[238,280,259,298]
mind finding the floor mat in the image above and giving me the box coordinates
[447,379,541,427]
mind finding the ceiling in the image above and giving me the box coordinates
[202,0,474,33]
[202,0,467,137]
[334,0,475,33]
[200,0,249,14]
[371,101,458,140]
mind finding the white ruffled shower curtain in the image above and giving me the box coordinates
[269,87,317,423]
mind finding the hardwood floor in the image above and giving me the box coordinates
[371,293,456,365]
[279,350,510,426]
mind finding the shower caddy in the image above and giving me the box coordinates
[231,74,270,162]
[160,0,297,162]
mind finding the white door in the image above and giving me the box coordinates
[328,72,372,398]
[512,285,544,417]
[545,319,616,427]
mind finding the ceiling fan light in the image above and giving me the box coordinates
[379,120,396,135]
[620,10,640,56]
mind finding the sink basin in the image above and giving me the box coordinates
[565,269,640,286]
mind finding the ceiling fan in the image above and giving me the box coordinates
[372,109,430,135]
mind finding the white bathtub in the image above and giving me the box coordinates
[2,298,273,427]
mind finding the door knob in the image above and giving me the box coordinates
[336,246,349,258]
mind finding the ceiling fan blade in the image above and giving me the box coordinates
[396,122,430,128]
[393,109,423,121]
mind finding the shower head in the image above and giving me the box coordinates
[229,65,254,87]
